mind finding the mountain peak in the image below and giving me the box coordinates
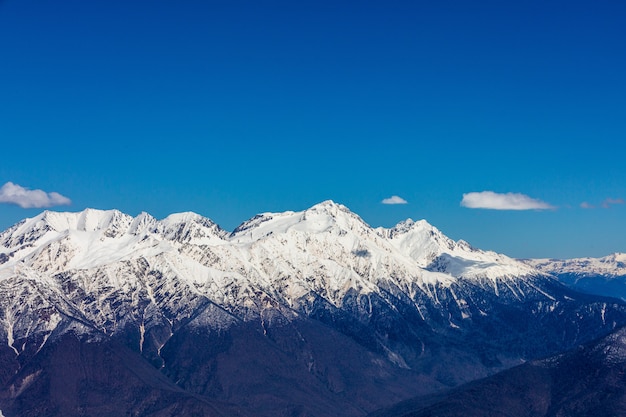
[158,211,227,243]
[230,201,369,241]
[608,253,626,263]
[0,208,134,249]
[307,199,344,211]
[161,211,205,224]
[38,208,127,232]
[385,218,435,237]
[127,211,157,235]
[311,199,338,206]
[304,200,370,226]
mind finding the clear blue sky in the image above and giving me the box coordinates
[1,0,625,259]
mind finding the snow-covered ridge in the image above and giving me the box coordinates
[0,208,228,272]
[522,253,626,278]
[0,200,542,283]
[0,201,550,311]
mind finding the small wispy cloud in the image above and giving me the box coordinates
[0,182,72,209]
[461,191,554,211]
[601,198,625,209]
[580,198,624,209]
[381,195,408,205]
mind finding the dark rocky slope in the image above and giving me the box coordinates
[369,326,626,417]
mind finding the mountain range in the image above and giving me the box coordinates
[0,201,624,416]
[523,253,626,300]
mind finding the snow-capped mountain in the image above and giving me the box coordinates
[1,201,625,417]
[522,253,626,301]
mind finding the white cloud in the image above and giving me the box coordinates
[580,198,625,209]
[0,182,72,209]
[381,195,408,205]
[461,191,554,211]
[601,198,625,209]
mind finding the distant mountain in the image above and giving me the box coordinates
[0,201,624,417]
[368,325,626,417]
[523,253,626,278]
[523,253,626,300]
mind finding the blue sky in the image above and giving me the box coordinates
[0,0,625,259]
